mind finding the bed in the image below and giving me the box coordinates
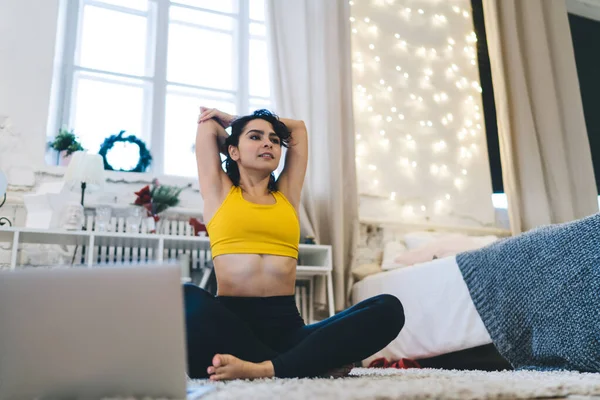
[351,220,511,366]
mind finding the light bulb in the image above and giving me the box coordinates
[442,118,448,125]
[446,194,451,200]
[463,11,469,17]
[349,17,355,22]
[367,106,373,111]
[396,66,402,71]
[452,6,460,13]
[369,44,375,50]
[352,28,357,34]
[391,107,397,112]
[418,9,424,14]
[403,72,409,78]
[379,79,385,84]
[411,161,417,168]
[394,33,400,39]
[406,134,412,140]
[390,192,396,200]
[380,130,386,135]
[368,164,377,171]
[398,114,405,120]
[462,169,468,175]
[367,94,373,100]
[386,116,392,122]
[375,56,380,62]
[448,38,455,45]
[425,68,433,75]
[421,205,426,211]
[410,94,416,100]
[364,17,371,22]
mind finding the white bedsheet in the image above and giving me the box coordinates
[351,256,492,365]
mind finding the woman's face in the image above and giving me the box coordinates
[230,118,282,173]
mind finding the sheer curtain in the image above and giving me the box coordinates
[266,0,358,311]
[482,0,598,233]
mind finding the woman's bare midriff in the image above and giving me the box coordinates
[213,253,297,297]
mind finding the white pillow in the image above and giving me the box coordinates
[402,231,463,250]
[381,240,409,270]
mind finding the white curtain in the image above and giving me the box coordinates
[266,0,358,311]
[482,0,598,233]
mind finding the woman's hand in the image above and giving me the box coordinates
[198,107,237,129]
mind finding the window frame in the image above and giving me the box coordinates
[51,0,270,178]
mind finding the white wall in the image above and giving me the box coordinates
[351,0,496,227]
[0,0,203,214]
[0,0,60,185]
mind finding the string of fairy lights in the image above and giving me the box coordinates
[351,0,486,220]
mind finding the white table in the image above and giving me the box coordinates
[0,227,335,318]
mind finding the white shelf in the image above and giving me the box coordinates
[0,227,336,316]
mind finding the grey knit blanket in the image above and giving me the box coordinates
[456,213,600,372]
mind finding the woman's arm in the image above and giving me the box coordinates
[195,108,234,204]
[277,118,308,210]
[198,107,236,156]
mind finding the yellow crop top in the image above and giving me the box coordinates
[206,186,300,259]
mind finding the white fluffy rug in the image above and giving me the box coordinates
[187,368,600,400]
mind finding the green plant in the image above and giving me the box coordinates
[134,179,187,215]
[50,128,85,156]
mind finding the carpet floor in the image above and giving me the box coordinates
[185,368,600,400]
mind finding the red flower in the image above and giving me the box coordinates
[134,185,152,206]
[134,193,152,205]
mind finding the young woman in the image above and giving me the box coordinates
[184,108,405,381]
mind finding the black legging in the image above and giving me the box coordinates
[183,283,405,379]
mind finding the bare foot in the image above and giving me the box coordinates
[206,354,275,381]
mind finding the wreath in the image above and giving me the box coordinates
[99,130,152,173]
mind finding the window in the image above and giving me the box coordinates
[55,0,271,178]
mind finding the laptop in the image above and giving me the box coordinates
[0,264,202,400]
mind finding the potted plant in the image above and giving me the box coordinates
[50,128,85,166]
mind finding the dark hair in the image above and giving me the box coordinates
[224,109,291,192]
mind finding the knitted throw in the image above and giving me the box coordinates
[456,213,600,372]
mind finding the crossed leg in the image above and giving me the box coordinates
[184,284,405,380]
